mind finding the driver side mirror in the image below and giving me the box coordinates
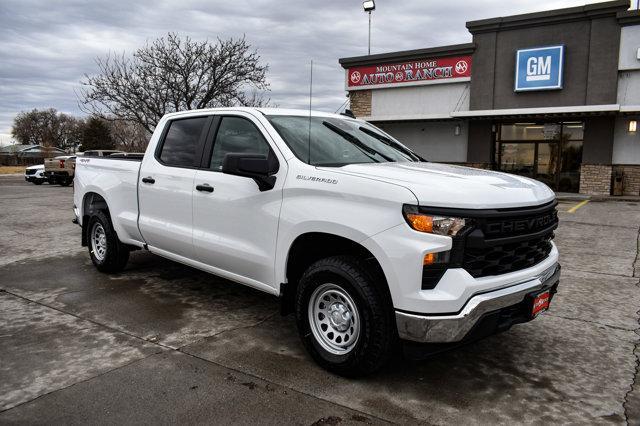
[221,153,279,191]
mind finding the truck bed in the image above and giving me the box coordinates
[74,156,144,247]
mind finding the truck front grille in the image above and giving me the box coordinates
[459,202,558,278]
[463,233,554,278]
[417,201,558,280]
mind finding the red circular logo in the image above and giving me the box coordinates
[350,71,361,84]
[455,60,468,75]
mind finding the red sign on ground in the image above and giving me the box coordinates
[347,55,472,89]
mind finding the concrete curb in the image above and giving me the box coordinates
[555,193,590,202]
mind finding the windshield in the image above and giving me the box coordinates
[266,115,423,166]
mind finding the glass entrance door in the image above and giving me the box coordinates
[499,143,535,177]
[536,142,559,188]
[495,122,583,192]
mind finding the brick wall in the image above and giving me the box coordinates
[349,90,372,118]
[613,165,640,196]
[579,164,612,195]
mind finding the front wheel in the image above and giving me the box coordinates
[87,210,129,273]
[295,256,395,377]
[33,180,43,185]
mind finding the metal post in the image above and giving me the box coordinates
[368,11,371,55]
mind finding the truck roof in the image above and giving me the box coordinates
[162,107,353,121]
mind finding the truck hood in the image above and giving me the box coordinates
[333,162,555,209]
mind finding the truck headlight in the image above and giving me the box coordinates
[402,205,466,236]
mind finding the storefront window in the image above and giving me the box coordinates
[561,122,584,140]
[558,140,583,192]
[536,142,559,189]
[499,143,535,177]
[495,121,583,192]
[499,124,546,141]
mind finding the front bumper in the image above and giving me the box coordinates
[396,263,560,343]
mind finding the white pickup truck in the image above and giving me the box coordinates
[74,107,560,376]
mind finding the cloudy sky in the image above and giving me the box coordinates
[0,0,626,138]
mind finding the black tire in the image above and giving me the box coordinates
[295,255,395,377]
[87,210,129,273]
[60,179,71,187]
[33,180,43,185]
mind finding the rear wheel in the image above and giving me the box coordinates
[295,255,395,377]
[60,179,71,186]
[87,210,129,273]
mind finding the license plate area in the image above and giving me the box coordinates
[530,290,551,318]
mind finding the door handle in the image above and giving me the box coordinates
[142,177,155,184]
[196,184,214,193]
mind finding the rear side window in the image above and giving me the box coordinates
[209,116,270,170]
[159,117,208,167]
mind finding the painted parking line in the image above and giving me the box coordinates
[566,200,590,213]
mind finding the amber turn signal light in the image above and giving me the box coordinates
[423,251,450,266]
[406,213,433,233]
[423,252,436,265]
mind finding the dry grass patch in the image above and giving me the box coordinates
[0,166,26,174]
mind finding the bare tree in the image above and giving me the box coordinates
[107,119,150,152]
[12,108,84,151]
[80,33,270,133]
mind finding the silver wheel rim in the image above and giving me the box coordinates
[308,283,360,355]
[91,222,107,261]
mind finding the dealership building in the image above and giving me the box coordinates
[339,0,640,195]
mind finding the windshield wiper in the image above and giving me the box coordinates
[322,121,393,162]
[358,126,426,162]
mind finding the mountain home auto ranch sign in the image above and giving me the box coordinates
[346,55,472,89]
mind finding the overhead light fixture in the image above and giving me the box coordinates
[630,120,637,133]
[362,1,375,55]
[362,0,375,12]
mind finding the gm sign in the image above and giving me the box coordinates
[515,45,564,92]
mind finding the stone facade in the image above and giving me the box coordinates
[349,90,371,118]
[579,164,613,195]
[613,165,640,196]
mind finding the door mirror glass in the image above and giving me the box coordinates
[221,153,278,191]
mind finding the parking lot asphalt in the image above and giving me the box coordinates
[0,174,639,425]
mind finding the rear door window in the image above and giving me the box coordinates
[209,116,270,171]
[158,117,209,167]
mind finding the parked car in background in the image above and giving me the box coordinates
[44,155,76,186]
[24,164,47,185]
